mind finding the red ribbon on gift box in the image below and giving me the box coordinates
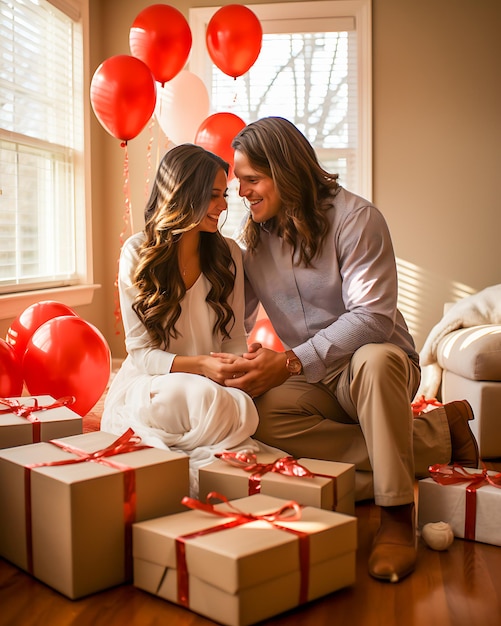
[175,492,309,609]
[411,395,442,416]
[23,428,148,576]
[429,463,501,540]
[216,450,339,509]
[0,396,75,443]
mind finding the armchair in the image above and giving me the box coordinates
[415,285,501,459]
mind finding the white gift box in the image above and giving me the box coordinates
[199,452,355,515]
[133,493,357,626]
[418,466,501,546]
[0,429,190,598]
[0,395,82,448]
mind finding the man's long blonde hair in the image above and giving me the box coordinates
[232,117,339,266]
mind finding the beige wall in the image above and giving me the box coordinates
[373,0,501,345]
[4,0,498,359]
[91,0,501,357]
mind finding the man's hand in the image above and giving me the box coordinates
[211,347,290,397]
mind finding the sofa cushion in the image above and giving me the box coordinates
[437,325,501,381]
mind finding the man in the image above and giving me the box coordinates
[219,117,478,583]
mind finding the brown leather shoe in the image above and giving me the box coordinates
[368,503,417,583]
[443,400,479,468]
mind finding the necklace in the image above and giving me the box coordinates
[180,258,199,277]
[179,242,200,279]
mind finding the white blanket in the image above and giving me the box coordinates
[415,284,501,400]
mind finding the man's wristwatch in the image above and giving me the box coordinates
[285,350,303,375]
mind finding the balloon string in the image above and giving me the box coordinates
[145,118,154,201]
[156,130,162,171]
[156,87,163,170]
[113,142,133,335]
[155,88,170,170]
[121,142,133,238]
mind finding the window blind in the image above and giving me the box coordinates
[0,0,83,292]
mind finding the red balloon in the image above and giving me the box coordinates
[23,316,111,417]
[0,339,24,397]
[195,112,246,178]
[248,318,284,352]
[206,5,262,78]
[6,300,77,361]
[90,55,157,141]
[129,4,192,86]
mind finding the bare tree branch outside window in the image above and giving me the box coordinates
[210,31,358,236]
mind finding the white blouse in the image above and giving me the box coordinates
[101,232,262,495]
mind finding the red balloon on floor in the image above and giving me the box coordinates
[23,316,111,416]
[248,318,284,352]
[0,338,24,397]
[6,300,77,361]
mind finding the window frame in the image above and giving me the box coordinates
[0,0,96,321]
[189,0,372,200]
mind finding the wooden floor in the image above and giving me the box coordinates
[2,483,501,626]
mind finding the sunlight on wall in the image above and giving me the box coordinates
[396,257,476,351]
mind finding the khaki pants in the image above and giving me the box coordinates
[254,343,451,506]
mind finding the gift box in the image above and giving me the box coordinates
[0,395,82,449]
[0,429,190,598]
[133,492,357,626]
[199,451,355,515]
[418,464,501,546]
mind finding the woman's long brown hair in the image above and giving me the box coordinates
[132,144,236,348]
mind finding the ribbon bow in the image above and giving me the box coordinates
[429,463,501,540]
[181,490,303,523]
[216,450,314,495]
[429,463,501,489]
[35,427,147,468]
[175,492,308,608]
[0,396,75,417]
[411,395,442,416]
[0,396,76,443]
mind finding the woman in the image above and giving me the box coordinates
[101,144,261,494]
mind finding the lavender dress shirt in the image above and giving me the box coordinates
[242,187,418,383]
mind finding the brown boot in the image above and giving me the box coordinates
[368,503,417,583]
[443,400,479,468]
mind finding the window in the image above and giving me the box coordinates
[0,0,93,319]
[190,0,372,237]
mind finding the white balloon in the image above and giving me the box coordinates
[155,71,210,145]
